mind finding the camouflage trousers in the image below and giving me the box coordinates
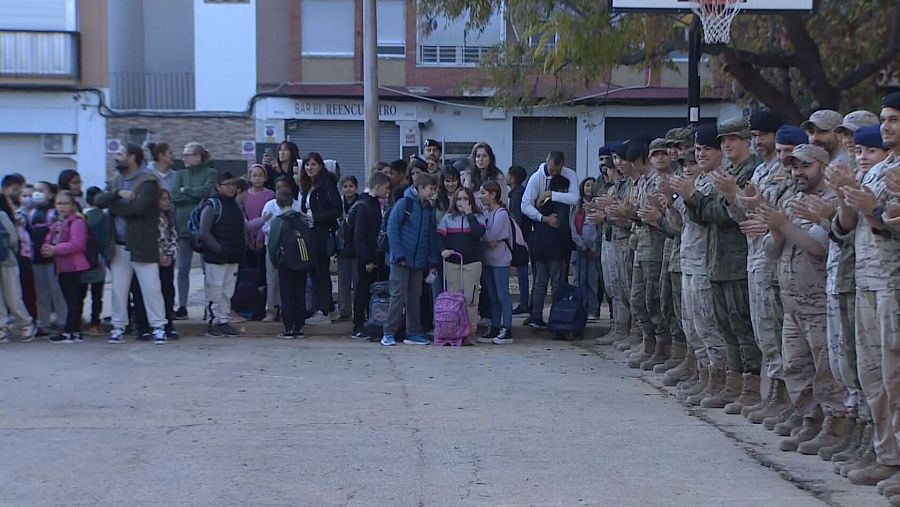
[602,238,633,335]
[682,273,724,368]
[856,289,900,466]
[782,312,847,419]
[747,270,784,380]
[826,292,869,420]
[712,280,761,374]
[631,260,664,339]
[660,268,686,344]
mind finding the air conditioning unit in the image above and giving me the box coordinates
[42,134,76,155]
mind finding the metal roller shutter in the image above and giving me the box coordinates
[284,120,400,185]
[603,117,718,144]
[512,117,577,173]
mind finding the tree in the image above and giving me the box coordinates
[417,0,900,123]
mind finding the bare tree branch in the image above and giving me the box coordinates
[717,47,804,122]
[781,13,841,108]
[702,44,797,68]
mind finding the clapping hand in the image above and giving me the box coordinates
[736,183,764,211]
[739,218,769,238]
[669,175,696,199]
[710,171,739,200]
[790,194,835,225]
[637,205,662,225]
[842,185,878,216]
[885,169,900,198]
[753,203,787,230]
[826,164,856,199]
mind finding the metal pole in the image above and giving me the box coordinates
[363,0,379,183]
[688,15,701,126]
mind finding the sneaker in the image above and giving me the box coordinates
[174,307,188,320]
[526,319,546,329]
[0,331,9,344]
[306,311,331,326]
[229,312,247,323]
[293,328,305,339]
[512,305,530,316]
[20,324,36,343]
[278,329,295,339]
[587,314,598,323]
[380,335,396,346]
[153,328,167,345]
[492,327,514,345]
[206,324,225,338]
[262,311,278,322]
[108,328,125,344]
[219,323,241,336]
[481,327,499,339]
[72,333,84,343]
[135,329,151,341]
[50,333,74,343]
[351,330,370,341]
[165,326,180,340]
[403,335,430,345]
[35,328,50,338]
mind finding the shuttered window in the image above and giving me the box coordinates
[512,117,577,173]
[0,0,76,31]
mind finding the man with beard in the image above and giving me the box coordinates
[757,144,847,453]
[94,143,167,344]
[803,110,854,168]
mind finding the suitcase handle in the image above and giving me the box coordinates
[443,250,464,292]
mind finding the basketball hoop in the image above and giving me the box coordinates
[690,0,743,44]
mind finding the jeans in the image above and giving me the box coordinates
[516,265,530,309]
[530,259,564,322]
[352,261,379,331]
[311,228,333,314]
[384,264,424,337]
[278,265,308,332]
[57,272,86,334]
[483,265,512,329]
[176,238,195,308]
[204,262,238,325]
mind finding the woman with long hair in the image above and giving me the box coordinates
[478,180,513,344]
[148,142,176,193]
[58,170,85,211]
[266,141,300,195]
[298,152,343,325]
[435,166,461,223]
[466,142,508,204]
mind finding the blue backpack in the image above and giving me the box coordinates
[547,284,588,334]
[188,197,221,253]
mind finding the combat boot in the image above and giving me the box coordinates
[688,366,725,406]
[664,351,695,386]
[797,415,848,455]
[595,328,620,346]
[848,464,900,486]
[655,340,685,373]
[779,416,822,451]
[889,493,900,506]
[833,422,873,473]
[700,368,742,409]
[749,379,791,424]
[840,442,876,477]
[742,375,773,417]
[774,411,803,436]
[876,470,900,495]
[883,481,900,497]
[818,417,859,460]
[676,360,706,399]
[617,330,642,352]
[723,373,761,415]
[641,334,671,370]
[764,405,794,431]
[627,334,655,368]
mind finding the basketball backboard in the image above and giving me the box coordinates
[609,0,815,13]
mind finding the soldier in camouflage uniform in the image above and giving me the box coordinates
[636,138,687,371]
[671,127,732,406]
[833,93,900,488]
[803,110,856,170]
[835,110,881,154]
[720,111,791,418]
[621,139,668,369]
[682,118,761,410]
[756,144,848,453]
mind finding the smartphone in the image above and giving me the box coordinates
[264,147,275,160]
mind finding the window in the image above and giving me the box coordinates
[377,0,406,58]
[301,0,354,57]
[417,9,504,67]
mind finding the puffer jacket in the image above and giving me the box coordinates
[386,186,440,270]
[43,214,89,273]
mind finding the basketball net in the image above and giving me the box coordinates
[690,0,743,44]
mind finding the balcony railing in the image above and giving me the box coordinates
[110,71,195,110]
[417,45,492,67]
[0,30,80,79]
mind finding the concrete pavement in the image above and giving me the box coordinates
[0,325,887,506]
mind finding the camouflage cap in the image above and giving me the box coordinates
[717,117,750,139]
[679,147,697,165]
[649,138,669,155]
[801,109,842,132]
[835,110,880,135]
[665,127,692,146]
[783,143,829,166]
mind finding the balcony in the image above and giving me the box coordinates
[0,30,80,79]
[417,45,492,67]
[110,71,195,110]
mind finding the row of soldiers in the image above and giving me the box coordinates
[589,91,900,501]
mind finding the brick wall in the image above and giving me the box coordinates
[106,116,255,179]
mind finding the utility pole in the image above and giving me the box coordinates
[362,0,379,182]
[687,16,701,126]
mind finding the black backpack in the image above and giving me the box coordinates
[376,196,413,254]
[278,213,316,271]
[340,198,373,259]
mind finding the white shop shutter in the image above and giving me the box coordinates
[0,0,76,31]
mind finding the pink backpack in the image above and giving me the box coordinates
[432,252,470,347]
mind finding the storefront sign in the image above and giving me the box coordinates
[264,98,417,121]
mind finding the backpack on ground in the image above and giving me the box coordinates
[188,197,222,253]
[432,252,469,346]
[547,283,588,336]
[365,280,391,340]
[376,196,413,254]
[231,249,266,321]
[278,213,317,272]
[504,212,529,267]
